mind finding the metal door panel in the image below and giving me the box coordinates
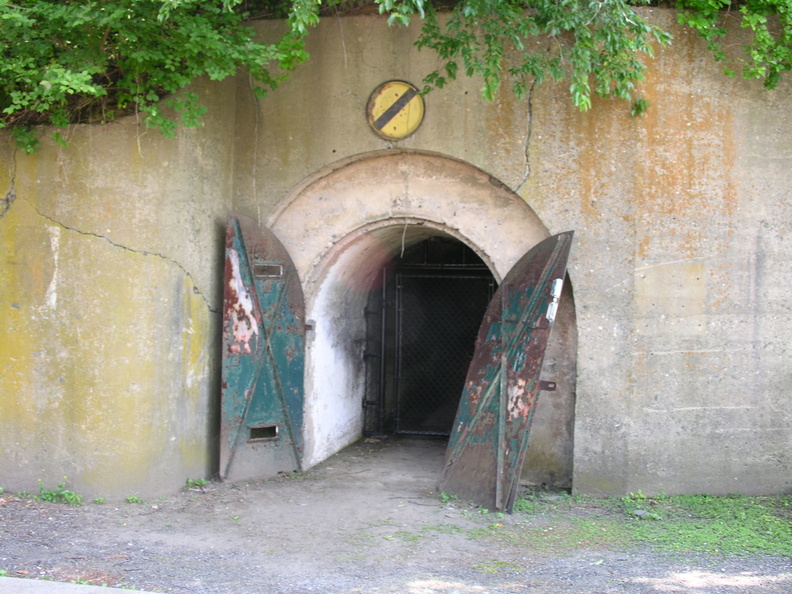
[438,231,574,512]
[220,213,305,482]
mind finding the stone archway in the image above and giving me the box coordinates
[269,150,577,487]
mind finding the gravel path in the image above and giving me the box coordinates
[1,438,790,593]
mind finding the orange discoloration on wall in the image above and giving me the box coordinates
[1,10,789,501]
[546,84,645,224]
[484,91,520,165]
[651,107,733,211]
[631,27,739,264]
[575,111,605,220]
[636,235,651,260]
[706,258,735,313]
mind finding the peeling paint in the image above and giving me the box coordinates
[225,248,259,354]
[506,378,529,420]
[220,214,305,482]
[440,232,573,512]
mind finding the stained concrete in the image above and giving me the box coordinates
[1,8,790,498]
[0,80,235,498]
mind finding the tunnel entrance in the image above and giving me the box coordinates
[269,151,576,485]
[363,235,496,437]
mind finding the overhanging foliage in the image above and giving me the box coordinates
[1,0,791,152]
[0,0,308,151]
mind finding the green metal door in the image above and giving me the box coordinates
[438,231,574,512]
[220,213,305,482]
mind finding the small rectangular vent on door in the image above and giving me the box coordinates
[253,263,283,278]
[248,424,279,441]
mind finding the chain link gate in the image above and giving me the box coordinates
[394,270,494,435]
[363,237,495,438]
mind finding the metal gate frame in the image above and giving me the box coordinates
[362,261,495,438]
[393,268,495,436]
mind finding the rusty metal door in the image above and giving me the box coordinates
[220,213,305,482]
[438,231,574,512]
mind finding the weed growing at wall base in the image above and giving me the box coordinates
[35,478,83,507]
[184,478,209,490]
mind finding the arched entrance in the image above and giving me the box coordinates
[267,150,577,487]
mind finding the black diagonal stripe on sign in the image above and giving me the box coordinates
[373,87,418,131]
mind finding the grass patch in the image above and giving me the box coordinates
[472,560,519,574]
[422,522,466,535]
[622,493,792,556]
[388,530,424,542]
[478,517,623,554]
[509,489,792,557]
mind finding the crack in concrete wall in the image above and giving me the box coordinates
[1,148,17,219]
[516,80,538,194]
[1,185,15,219]
[13,197,220,315]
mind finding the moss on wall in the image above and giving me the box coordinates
[0,81,233,497]
[2,9,790,499]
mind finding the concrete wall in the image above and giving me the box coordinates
[236,9,790,496]
[0,80,235,498]
[1,8,790,498]
[528,16,792,495]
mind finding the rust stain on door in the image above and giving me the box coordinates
[438,231,574,512]
[220,213,305,482]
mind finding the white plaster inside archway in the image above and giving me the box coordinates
[269,150,558,469]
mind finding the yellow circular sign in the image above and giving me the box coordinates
[366,80,425,140]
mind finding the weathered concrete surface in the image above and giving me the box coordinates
[1,8,790,499]
[525,13,792,495]
[0,80,234,498]
[235,10,790,495]
[232,18,532,214]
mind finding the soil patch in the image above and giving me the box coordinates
[1,437,790,592]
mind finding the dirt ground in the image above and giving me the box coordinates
[1,437,791,593]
